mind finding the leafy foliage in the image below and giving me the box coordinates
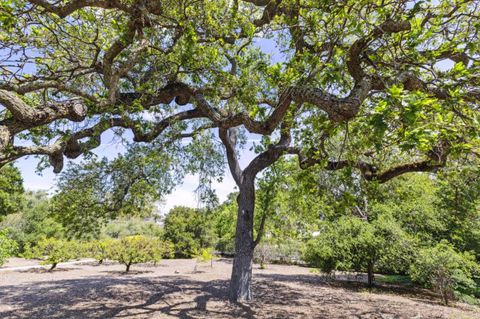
[410,241,480,305]
[0,229,17,266]
[303,216,415,285]
[101,217,163,239]
[83,239,114,264]
[0,191,64,253]
[0,164,24,217]
[163,206,215,258]
[51,146,183,239]
[32,238,80,271]
[107,235,173,272]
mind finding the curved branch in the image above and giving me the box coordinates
[288,78,372,122]
[219,127,243,185]
[347,19,411,81]
[0,90,87,124]
[288,141,449,183]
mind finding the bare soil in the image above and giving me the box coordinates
[0,258,478,319]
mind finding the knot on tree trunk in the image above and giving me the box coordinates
[66,101,88,122]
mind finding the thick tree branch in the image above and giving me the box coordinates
[0,89,87,124]
[219,127,243,185]
[253,209,268,248]
[288,141,449,183]
[347,19,411,81]
[288,78,372,122]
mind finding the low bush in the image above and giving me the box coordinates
[196,247,215,268]
[84,239,114,264]
[409,241,480,305]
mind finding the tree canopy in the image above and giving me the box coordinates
[0,0,477,177]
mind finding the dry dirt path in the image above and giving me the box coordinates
[0,258,478,319]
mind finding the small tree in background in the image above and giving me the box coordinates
[0,229,18,266]
[107,236,167,272]
[33,238,79,271]
[196,247,215,269]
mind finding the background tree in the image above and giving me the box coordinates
[101,217,164,239]
[0,229,18,266]
[0,0,478,301]
[410,241,480,305]
[303,215,416,287]
[163,206,215,258]
[50,145,184,239]
[0,190,64,252]
[0,164,24,217]
[435,165,480,257]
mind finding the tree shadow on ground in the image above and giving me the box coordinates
[0,275,256,319]
[255,272,446,307]
[0,273,345,319]
[100,270,155,276]
[17,267,78,273]
[0,272,474,318]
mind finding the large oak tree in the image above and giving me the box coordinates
[0,0,479,301]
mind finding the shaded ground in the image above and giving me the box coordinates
[0,258,478,319]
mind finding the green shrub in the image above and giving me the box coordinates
[409,241,480,305]
[303,237,338,274]
[303,216,416,286]
[215,236,235,255]
[0,229,18,266]
[32,238,79,271]
[84,239,114,264]
[163,206,215,258]
[154,239,175,260]
[107,235,171,272]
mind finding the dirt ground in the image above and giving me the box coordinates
[0,258,479,319]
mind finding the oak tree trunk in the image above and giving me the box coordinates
[229,181,255,302]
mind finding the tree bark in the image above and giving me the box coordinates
[367,261,374,287]
[229,180,255,302]
[126,262,131,272]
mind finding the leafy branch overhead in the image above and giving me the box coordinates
[0,0,478,180]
